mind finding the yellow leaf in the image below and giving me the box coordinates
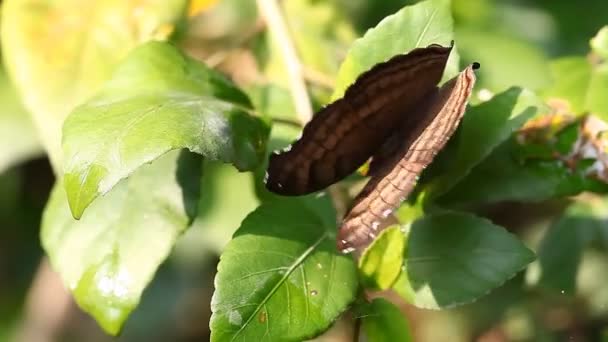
[188,0,218,17]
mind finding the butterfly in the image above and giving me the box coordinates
[264,42,478,254]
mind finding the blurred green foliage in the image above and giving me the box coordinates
[1,0,608,341]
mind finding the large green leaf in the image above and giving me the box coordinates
[210,198,358,341]
[533,198,608,294]
[426,87,541,200]
[0,70,41,173]
[358,226,405,290]
[1,0,188,170]
[359,298,412,342]
[398,212,535,309]
[42,150,202,335]
[331,0,459,101]
[62,41,269,219]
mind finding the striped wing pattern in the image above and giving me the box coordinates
[337,63,479,254]
[265,44,452,195]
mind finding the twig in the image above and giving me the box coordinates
[271,117,303,128]
[256,0,313,124]
[302,66,335,89]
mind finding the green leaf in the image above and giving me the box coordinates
[331,0,459,101]
[399,212,535,309]
[210,198,358,341]
[544,57,608,120]
[183,161,261,254]
[534,199,608,294]
[438,141,608,206]
[358,226,405,290]
[1,0,188,170]
[0,69,41,173]
[591,26,608,60]
[360,298,412,342]
[427,87,541,200]
[42,150,202,335]
[62,41,269,219]
[456,28,551,92]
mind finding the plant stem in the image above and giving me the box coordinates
[271,117,303,128]
[353,314,361,342]
[256,0,313,124]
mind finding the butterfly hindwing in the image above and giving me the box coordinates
[337,63,479,254]
[265,44,453,195]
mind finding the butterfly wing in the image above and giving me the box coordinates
[265,44,453,195]
[337,63,479,254]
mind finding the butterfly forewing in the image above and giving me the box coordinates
[265,44,453,195]
[337,63,479,254]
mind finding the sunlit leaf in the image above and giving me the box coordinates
[42,150,202,335]
[1,0,188,171]
[358,226,405,290]
[398,212,535,309]
[332,0,459,101]
[544,57,608,120]
[210,198,357,341]
[62,41,269,218]
[591,26,608,60]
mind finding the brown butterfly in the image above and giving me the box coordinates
[264,42,478,254]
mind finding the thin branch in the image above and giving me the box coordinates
[271,117,303,128]
[302,65,335,90]
[256,0,313,124]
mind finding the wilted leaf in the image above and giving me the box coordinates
[42,150,202,335]
[210,198,357,341]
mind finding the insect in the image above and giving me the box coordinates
[264,42,478,254]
